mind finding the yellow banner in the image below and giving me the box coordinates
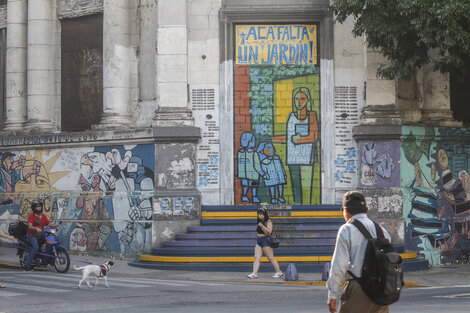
[235,24,317,65]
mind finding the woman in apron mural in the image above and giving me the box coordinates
[273,87,318,204]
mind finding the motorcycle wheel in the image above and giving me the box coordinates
[18,250,34,270]
[53,248,70,273]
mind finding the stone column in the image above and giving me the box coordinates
[137,0,157,127]
[153,0,193,126]
[421,63,461,126]
[3,0,27,131]
[361,49,401,125]
[95,0,131,129]
[25,0,54,131]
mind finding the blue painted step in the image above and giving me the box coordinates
[201,218,345,225]
[202,204,342,212]
[151,246,405,256]
[187,224,341,232]
[151,247,336,256]
[164,238,336,247]
[176,232,337,240]
[135,204,428,273]
[129,258,429,273]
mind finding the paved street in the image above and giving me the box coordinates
[1,268,470,313]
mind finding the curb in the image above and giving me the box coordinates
[0,261,21,270]
[0,261,440,288]
[0,261,48,271]
[203,278,436,288]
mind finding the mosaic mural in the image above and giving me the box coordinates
[402,127,470,264]
[0,144,154,256]
[234,24,320,205]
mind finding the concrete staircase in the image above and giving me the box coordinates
[130,205,429,272]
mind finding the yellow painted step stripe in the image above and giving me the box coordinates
[140,251,417,263]
[201,211,343,219]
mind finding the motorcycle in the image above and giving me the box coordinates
[8,221,70,273]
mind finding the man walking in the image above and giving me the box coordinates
[327,191,391,313]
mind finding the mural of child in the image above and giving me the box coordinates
[257,142,287,204]
[237,132,265,203]
[273,87,319,204]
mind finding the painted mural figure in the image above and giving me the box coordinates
[75,174,111,251]
[237,132,265,203]
[0,152,41,205]
[258,142,287,204]
[80,147,154,254]
[273,87,318,203]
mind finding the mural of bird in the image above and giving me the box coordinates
[80,152,113,188]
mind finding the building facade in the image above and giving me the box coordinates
[0,0,469,265]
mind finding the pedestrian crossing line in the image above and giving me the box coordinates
[2,282,69,293]
[17,271,202,287]
[0,290,26,297]
[0,271,229,288]
[112,276,226,286]
[1,276,77,289]
[17,272,191,288]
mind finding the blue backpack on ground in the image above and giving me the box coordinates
[285,263,299,281]
[322,262,330,281]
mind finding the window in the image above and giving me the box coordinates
[61,14,103,131]
[450,71,470,127]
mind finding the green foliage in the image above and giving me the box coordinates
[402,132,422,164]
[330,0,470,80]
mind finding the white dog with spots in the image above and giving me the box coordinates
[74,261,115,289]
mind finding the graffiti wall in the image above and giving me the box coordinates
[234,24,320,205]
[402,126,470,264]
[0,144,154,256]
[358,141,400,188]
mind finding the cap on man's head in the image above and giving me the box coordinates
[1,152,15,162]
[341,191,367,213]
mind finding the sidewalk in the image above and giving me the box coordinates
[1,244,468,287]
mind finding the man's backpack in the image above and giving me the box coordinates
[349,219,404,306]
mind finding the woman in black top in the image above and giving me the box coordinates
[247,207,283,279]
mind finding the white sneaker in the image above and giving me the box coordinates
[247,273,258,279]
[272,272,283,278]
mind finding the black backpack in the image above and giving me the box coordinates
[348,219,404,306]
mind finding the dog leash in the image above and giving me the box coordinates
[4,241,94,265]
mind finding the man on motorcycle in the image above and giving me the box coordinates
[24,200,60,271]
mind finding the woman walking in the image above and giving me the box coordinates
[247,207,283,279]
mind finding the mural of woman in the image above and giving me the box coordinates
[273,87,318,204]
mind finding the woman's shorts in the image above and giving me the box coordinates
[257,236,270,248]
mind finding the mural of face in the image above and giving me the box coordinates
[240,132,256,149]
[459,169,470,193]
[292,87,311,120]
[15,160,49,193]
[263,143,276,157]
[437,149,449,170]
[2,155,14,171]
[109,148,122,165]
[295,92,308,110]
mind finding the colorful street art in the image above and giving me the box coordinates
[0,145,154,256]
[358,141,400,187]
[234,24,321,205]
[402,126,470,264]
